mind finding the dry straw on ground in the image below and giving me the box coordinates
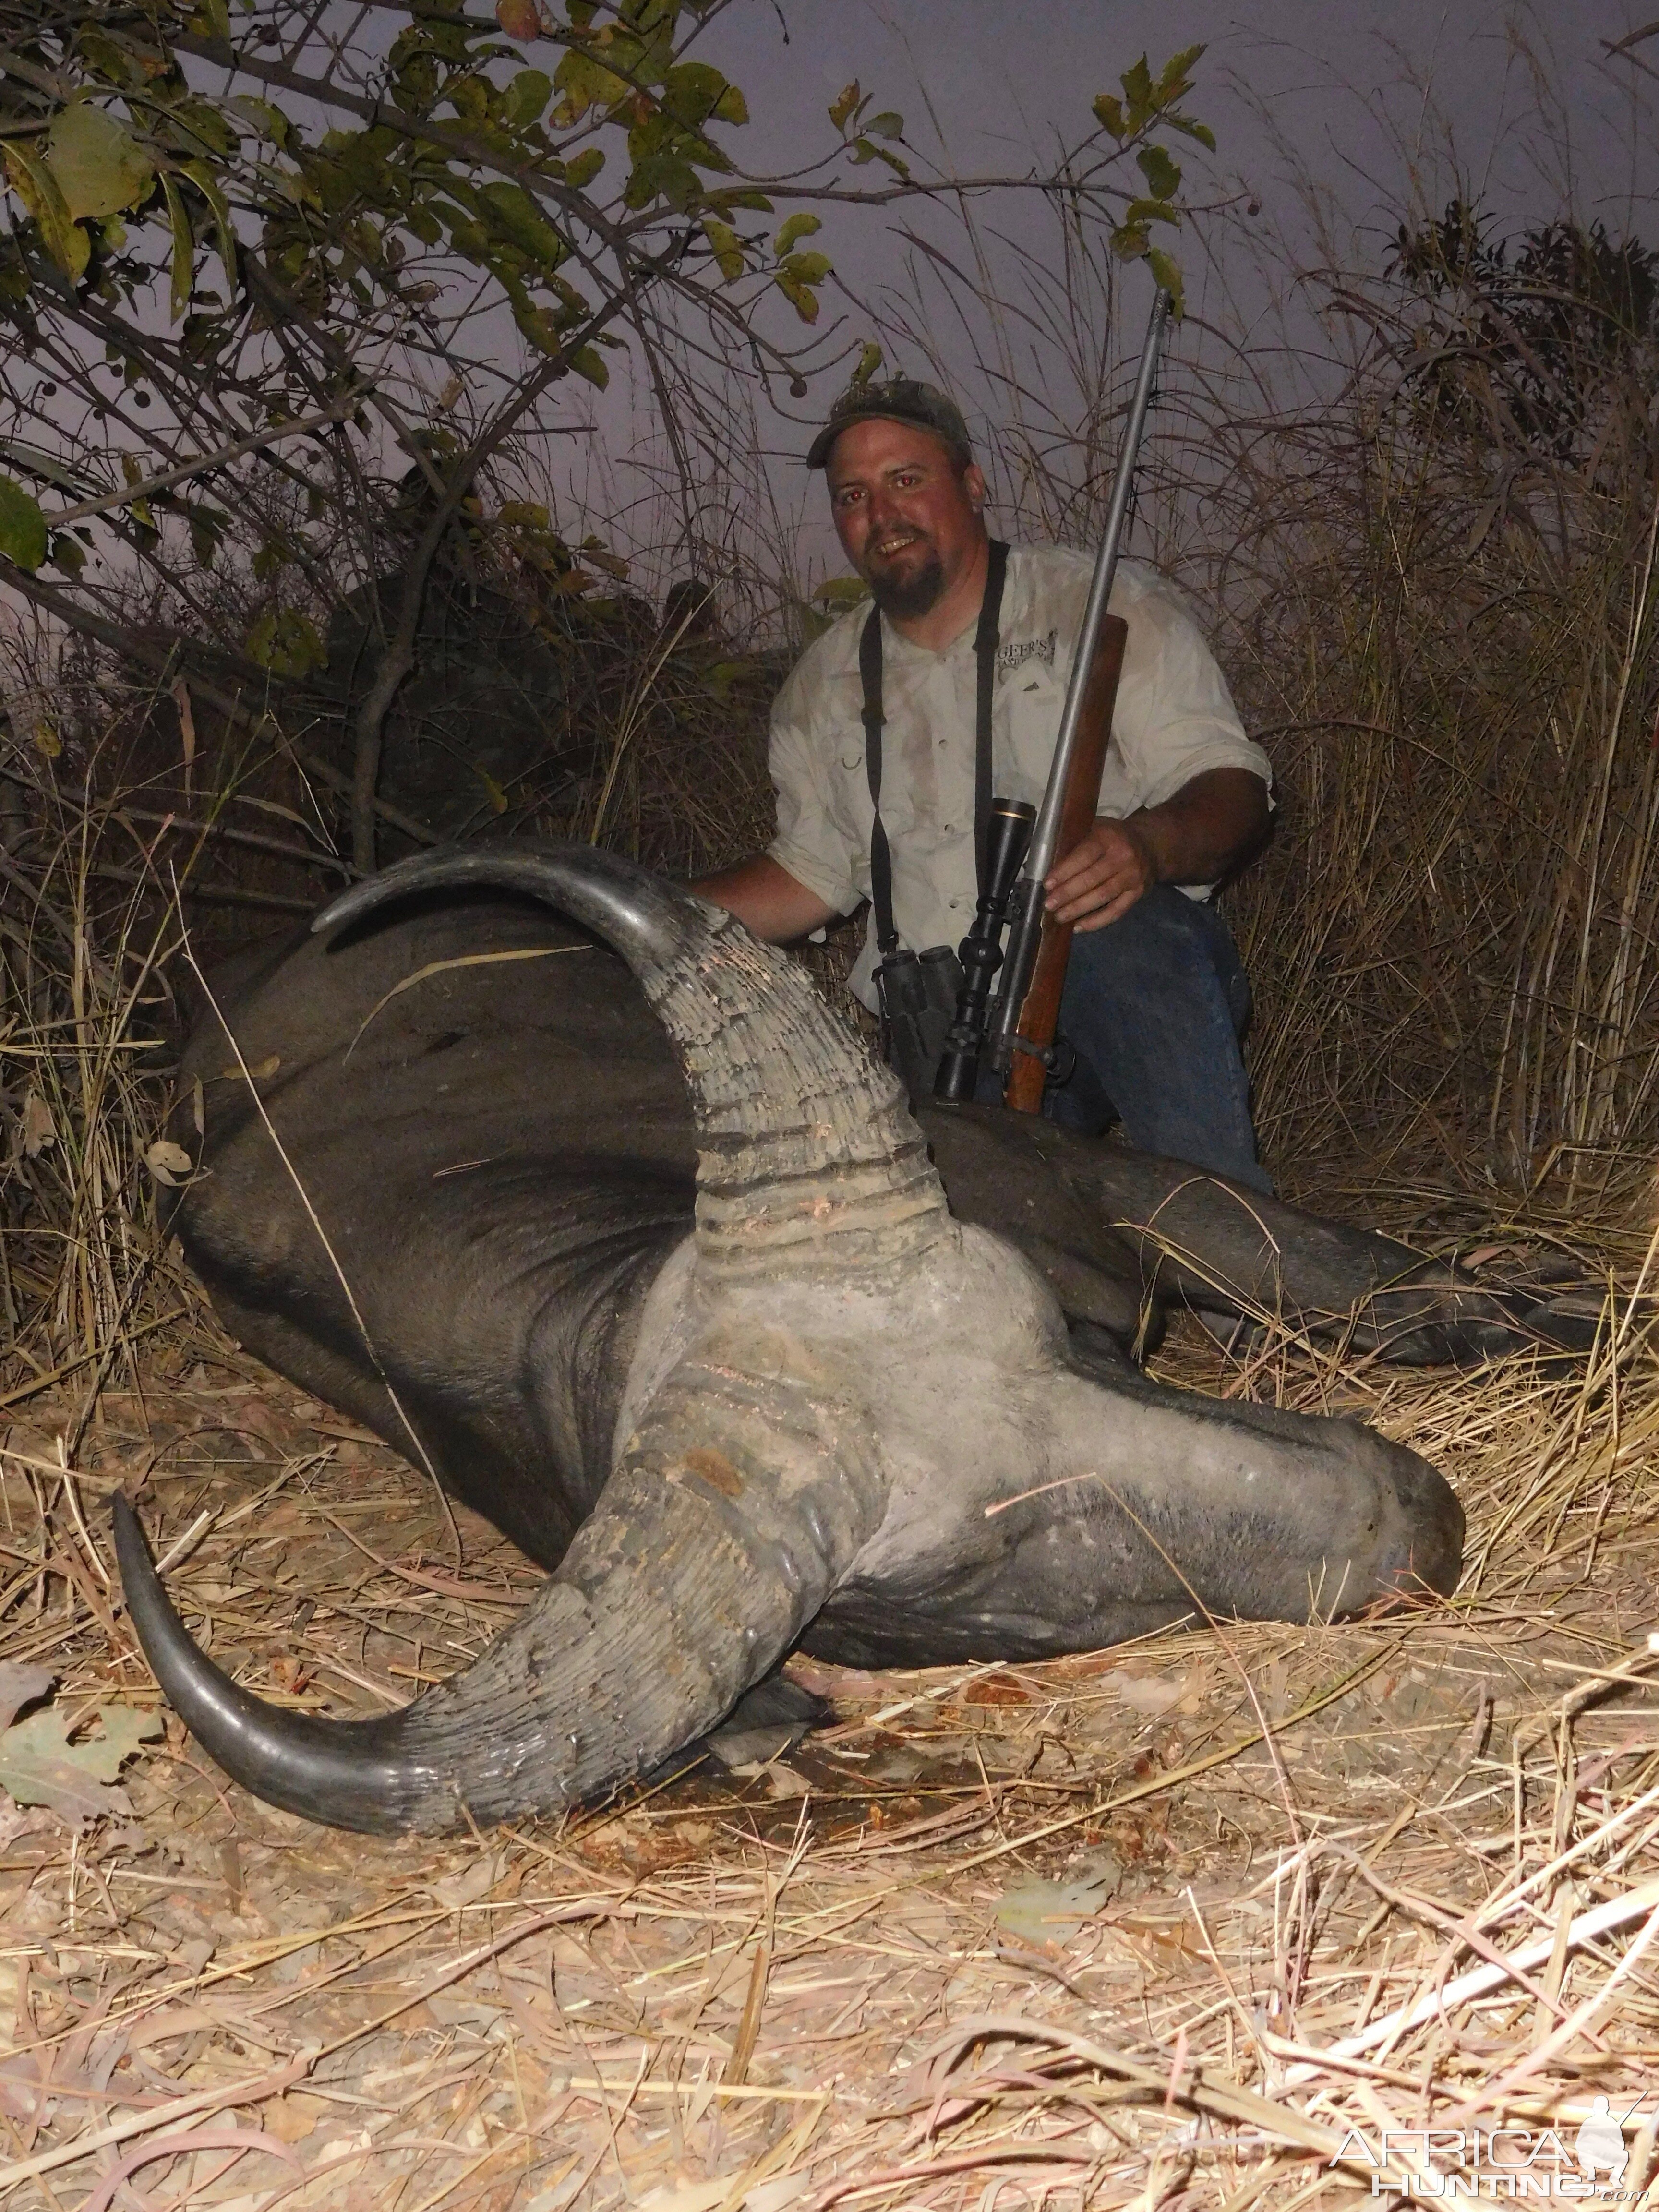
[2,1198,1659,2211]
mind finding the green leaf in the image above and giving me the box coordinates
[624,151,700,211]
[1165,113,1216,151]
[186,500,226,568]
[553,47,629,122]
[503,67,552,128]
[4,141,90,280]
[246,604,327,676]
[1155,42,1205,97]
[478,179,565,265]
[849,339,883,389]
[568,342,609,388]
[160,172,194,322]
[1136,144,1181,202]
[228,96,291,147]
[564,147,605,189]
[862,110,904,140]
[1092,93,1125,139]
[183,160,238,291]
[817,574,872,610]
[1146,244,1185,316]
[662,61,730,127]
[713,83,748,125]
[702,214,743,280]
[164,95,238,160]
[45,104,155,221]
[773,211,820,256]
[1120,55,1154,118]
[773,268,819,322]
[0,475,48,570]
[1122,196,1181,228]
[76,27,141,87]
[828,81,863,134]
[779,249,830,286]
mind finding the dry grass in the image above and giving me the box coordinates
[3,1232,1659,2210]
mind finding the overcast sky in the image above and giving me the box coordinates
[558,0,1657,597]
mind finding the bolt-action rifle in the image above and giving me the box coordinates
[934,285,1171,1115]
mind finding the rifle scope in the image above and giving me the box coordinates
[934,797,1037,1102]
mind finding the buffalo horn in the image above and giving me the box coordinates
[114,1351,884,1834]
[314,842,950,1275]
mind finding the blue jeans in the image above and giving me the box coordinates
[1044,886,1271,1191]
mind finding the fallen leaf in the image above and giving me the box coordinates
[430,1851,506,1910]
[0,1790,50,1853]
[85,1707,165,1769]
[1113,1670,1185,1716]
[145,1138,195,1187]
[264,2092,331,2144]
[747,2178,813,2212]
[0,1699,163,1819]
[962,1671,1032,1707]
[725,1756,810,1797]
[21,1091,55,1158]
[0,1664,53,1733]
[635,2178,734,2212]
[996,1851,1121,1946]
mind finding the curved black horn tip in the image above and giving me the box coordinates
[311,846,472,937]
[112,1491,190,1679]
[307,842,706,977]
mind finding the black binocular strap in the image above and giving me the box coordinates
[859,538,1010,961]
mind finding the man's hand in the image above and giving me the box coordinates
[1044,818,1158,930]
[1044,767,1270,933]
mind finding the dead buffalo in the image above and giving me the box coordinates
[115,842,1580,1835]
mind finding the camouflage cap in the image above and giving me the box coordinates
[806,375,973,471]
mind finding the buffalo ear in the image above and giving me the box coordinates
[317,841,951,1279]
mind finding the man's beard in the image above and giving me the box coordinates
[867,548,944,620]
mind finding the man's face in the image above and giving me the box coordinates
[825,418,987,621]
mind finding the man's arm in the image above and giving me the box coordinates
[689,855,841,944]
[1044,767,1270,932]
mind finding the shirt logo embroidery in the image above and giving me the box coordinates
[996,628,1057,677]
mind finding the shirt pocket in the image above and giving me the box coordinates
[1000,662,1068,795]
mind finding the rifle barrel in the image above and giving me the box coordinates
[987,284,1170,1072]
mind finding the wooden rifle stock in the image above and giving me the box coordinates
[1004,613,1129,1114]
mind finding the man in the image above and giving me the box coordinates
[692,376,1274,1190]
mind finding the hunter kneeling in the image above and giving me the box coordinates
[692,371,1274,1190]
